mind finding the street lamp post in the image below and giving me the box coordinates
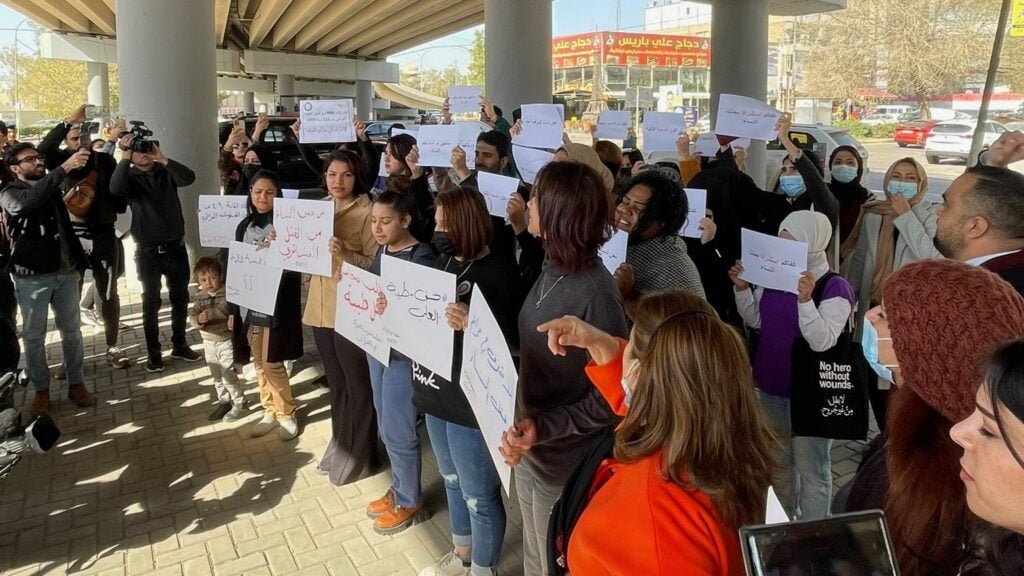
[12,18,31,134]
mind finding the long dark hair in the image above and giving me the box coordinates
[386,134,416,176]
[619,171,687,239]
[322,149,369,197]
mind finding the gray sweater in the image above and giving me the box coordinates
[517,261,628,487]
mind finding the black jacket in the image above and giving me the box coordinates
[110,158,195,245]
[0,168,87,276]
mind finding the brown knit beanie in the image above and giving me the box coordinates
[884,259,1024,422]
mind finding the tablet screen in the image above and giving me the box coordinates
[743,512,898,576]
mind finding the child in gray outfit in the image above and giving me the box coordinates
[189,257,246,421]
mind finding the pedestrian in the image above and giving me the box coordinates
[827,145,871,246]
[189,257,246,422]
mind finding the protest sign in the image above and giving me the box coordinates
[198,195,247,249]
[693,132,752,157]
[599,230,630,274]
[740,228,808,294]
[456,121,487,170]
[416,125,460,168]
[281,188,300,200]
[642,111,687,152]
[335,262,390,366]
[270,198,334,277]
[716,94,782,141]
[476,172,520,218]
[460,286,519,495]
[299,99,355,143]
[512,145,555,185]
[226,241,282,315]
[680,188,707,239]
[596,110,631,139]
[378,152,388,177]
[381,255,457,380]
[448,85,482,114]
[512,104,565,149]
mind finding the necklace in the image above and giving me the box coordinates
[443,256,476,281]
[535,273,567,309]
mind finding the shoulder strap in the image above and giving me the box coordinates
[811,271,840,306]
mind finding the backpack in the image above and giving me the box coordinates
[62,170,99,218]
[546,427,616,575]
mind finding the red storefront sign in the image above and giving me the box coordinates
[552,31,711,69]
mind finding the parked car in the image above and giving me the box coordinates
[1002,121,1024,133]
[861,113,901,126]
[217,116,385,193]
[766,123,871,189]
[364,121,395,143]
[924,120,1007,164]
[894,119,939,148]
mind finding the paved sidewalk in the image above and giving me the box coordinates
[0,280,870,576]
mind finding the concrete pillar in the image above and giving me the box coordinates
[86,62,109,119]
[242,92,256,114]
[115,0,218,262]
[356,80,374,122]
[485,0,552,113]
[710,0,770,187]
[277,74,295,112]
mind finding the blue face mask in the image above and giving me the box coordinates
[887,180,918,199]
[779,175,806,198]
[831,164,858,184]
[861,320,894,384]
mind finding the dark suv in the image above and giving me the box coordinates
[217,116,385,192]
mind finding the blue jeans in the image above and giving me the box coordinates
[14,272,85,391]
[367,354,421,508]
[425,415,506,569]
[758,391,833,520]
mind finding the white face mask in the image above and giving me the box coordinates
[620,359,638,408]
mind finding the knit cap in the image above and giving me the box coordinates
[883,259,1024,422]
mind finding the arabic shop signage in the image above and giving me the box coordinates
[552,32,711,70]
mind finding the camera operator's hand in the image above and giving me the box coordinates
[61,148,91,172]
[150,144,169,165]
[65,104,88,126]
[118,133,135,152]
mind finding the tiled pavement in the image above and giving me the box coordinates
[0,276,873,576]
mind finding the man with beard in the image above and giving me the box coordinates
[0,143,95,414]
[38,104,130,369]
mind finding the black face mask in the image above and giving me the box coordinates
[433,231,457,257]
[242,164,261,179]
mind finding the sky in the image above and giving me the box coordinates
[0,0,653,70]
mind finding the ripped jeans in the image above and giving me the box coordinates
[425,415,506,569]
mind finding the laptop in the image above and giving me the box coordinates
[739,510,899,576]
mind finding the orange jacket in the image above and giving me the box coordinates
[566,340,744,576]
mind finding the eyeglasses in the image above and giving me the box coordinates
[617,195,648,214]
[16,155,43,164]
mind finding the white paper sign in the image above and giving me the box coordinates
[198,195,247,249]
[335,261,390,366]
[226,241,282,316]
[716,94,782,141]
[765,486,790,524]
[598,230,629,274]
[596,110,631,140]
[299,99,355,144]
[456,121,487,170]
[270,198,334,277]
[680,188,707,239]
[642,111,687,152]
[460,286,519,496]
[416,125,460,168]
[694,133,752,157]
[391,127,418,140]
[512,144,555,185]
[512,104,565,149]
[477,172,520,218]
[381,255,457,380]
[377,152,388,177]
[739,228,808,294]
[281,188,300,199]
[448,85,482,114]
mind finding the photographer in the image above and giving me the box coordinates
[110,125,201,373]
[38,105,130,370]
[0,143,95,415]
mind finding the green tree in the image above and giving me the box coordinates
[467,29,486,89]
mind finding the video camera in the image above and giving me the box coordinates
[0,372,61,480]
[125,121,159,154]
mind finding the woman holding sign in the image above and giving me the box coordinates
[729,211,855,521]
[537,291,775,575]
[230,170,304,440]
[383,133,436,244]
[303,150,381,486]
[500,161,628,576]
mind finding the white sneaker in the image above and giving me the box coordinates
[418,551,470,576]
[249,415,278,438]
[278,418,299,440]
[222,404,247,422]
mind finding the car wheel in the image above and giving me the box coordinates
[926,154,939,164]
[897,142,908,148]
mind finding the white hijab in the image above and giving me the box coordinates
[780,210,832,281]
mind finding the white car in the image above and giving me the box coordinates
[924,120,1007,164]
[860,113,901,126]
